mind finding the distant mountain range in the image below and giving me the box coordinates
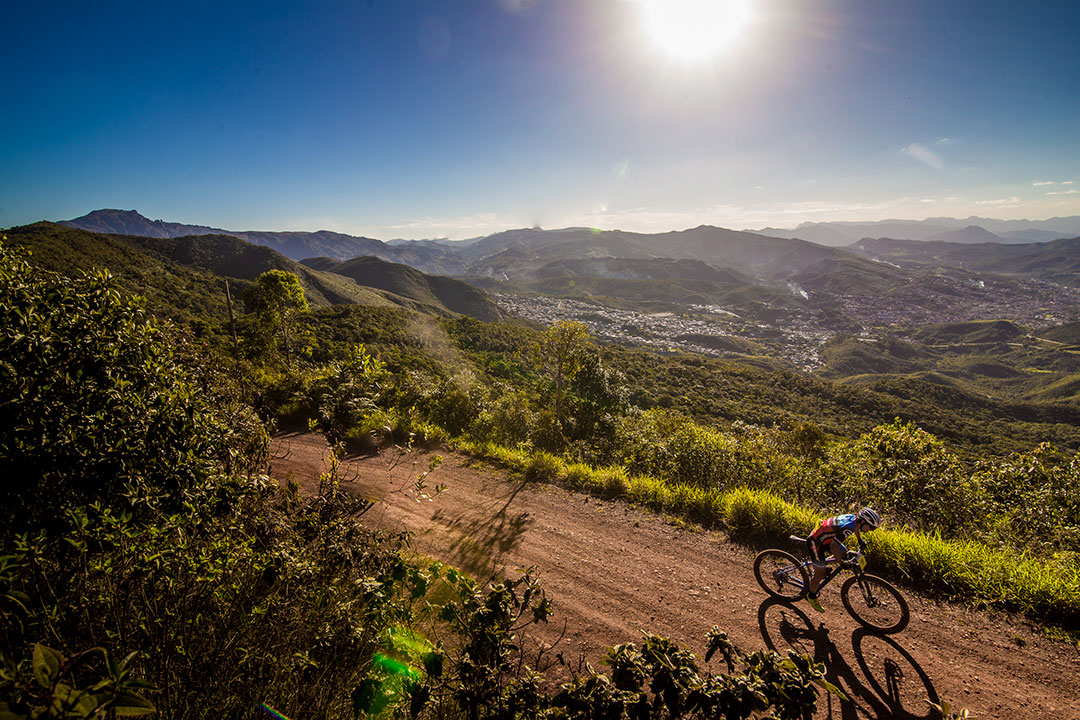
[753,215,1080,246]
[60,209,1080,265]
[47,208,1080,315]
[19,213,1080,397]
[58,209,465,273]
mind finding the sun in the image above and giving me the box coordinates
[638,0,754,63]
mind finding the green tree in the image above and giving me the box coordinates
[531,321,591,446]
[243,270,309,367]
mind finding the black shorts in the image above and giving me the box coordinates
[807,537,841,568]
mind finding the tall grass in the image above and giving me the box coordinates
[454,438,1080,631]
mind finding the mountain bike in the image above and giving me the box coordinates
[753,535,910,634]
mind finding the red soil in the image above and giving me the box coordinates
[270,433,1080,720]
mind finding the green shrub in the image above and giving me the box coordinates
[974,444,1080,552]
[563,462,594,490]
[524,451,564,483]
[598,465,631,498]
[721,488,818,541]
[822,419,976,536]
[0,243,259,537]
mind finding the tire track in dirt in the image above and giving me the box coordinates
[270,433,1080,719]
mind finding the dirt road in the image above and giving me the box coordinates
[270,433,1080,719]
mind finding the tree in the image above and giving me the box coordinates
[531,321,627,450]
[243,270,309,367]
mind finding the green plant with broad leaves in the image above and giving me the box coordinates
[0,644,154,719]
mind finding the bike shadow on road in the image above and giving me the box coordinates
[757,598,940,720]
[430,479,534,578]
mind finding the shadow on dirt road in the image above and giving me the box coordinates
[758,599,940,720]
[429,479,533,577]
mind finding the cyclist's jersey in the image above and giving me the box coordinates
[809,514,859,547]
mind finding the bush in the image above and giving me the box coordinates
[974,444,1080,552]
[722,488,818,541]
[0,242,258,536]
[822,419,976,536]
[613,410,794,493]
[524,451,564,483]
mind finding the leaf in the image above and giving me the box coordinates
[31,644,62,688]
[422,652,444,679]
[0,703,26,720]
[408,684,430,718]
[352,678,379,719]
[113,690,156,716]
[814,676,849,702]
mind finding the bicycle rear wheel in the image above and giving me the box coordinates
[840,574,910,633]
[753,549,808,600]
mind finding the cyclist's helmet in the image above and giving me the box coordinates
[857,507,882,528]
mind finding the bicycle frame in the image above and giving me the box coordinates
[783,538,868,594]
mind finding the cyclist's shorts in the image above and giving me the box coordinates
[807,537,839,568]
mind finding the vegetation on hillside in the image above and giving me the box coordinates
[1,241,848,718]
[3,218,1077,715]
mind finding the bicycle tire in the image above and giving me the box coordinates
[840,574,910,633]
[753,549,808,601]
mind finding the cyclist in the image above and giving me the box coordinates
[805,507,882,612]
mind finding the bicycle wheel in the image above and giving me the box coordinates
[840,574,910,633]
[753,549,808,600]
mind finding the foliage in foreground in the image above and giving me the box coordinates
[0,242,836,719]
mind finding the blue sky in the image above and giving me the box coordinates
[2,0,1078,239]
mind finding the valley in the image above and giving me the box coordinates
[491,269,1080,372]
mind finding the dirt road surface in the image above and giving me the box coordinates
[270,433,1080,719]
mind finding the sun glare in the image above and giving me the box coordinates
[639,0,753,62]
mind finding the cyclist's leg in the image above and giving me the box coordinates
[807,538,829,593]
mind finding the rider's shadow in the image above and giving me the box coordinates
[757,598,940,720]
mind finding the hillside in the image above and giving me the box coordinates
[301,255,503,322]
[848,236,1080,282]
[924,225,1007,243]
[1037,321,1080,345]
[3,223,499,328]
[908,319,1027,345]
[58,208,224,238]
[3,222,242,327]
[120,233,398,308]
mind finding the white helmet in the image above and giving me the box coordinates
[857,507,882,528]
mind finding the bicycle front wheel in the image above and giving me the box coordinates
[753,549,808,601]
[840,574,910,633]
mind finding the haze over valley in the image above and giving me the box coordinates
[61,208,1080,372]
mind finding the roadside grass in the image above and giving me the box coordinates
[453,438,1080,634]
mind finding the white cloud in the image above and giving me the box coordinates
[1064,180,1075,185]
[1047,189,1080,196]
[975,196,1021,206]
[903,143,944,171]
[1033,180,1055,186]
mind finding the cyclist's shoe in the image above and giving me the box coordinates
[806,593,825,613]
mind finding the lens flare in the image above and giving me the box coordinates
[639,0,753,62]
[260,704,292,720]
